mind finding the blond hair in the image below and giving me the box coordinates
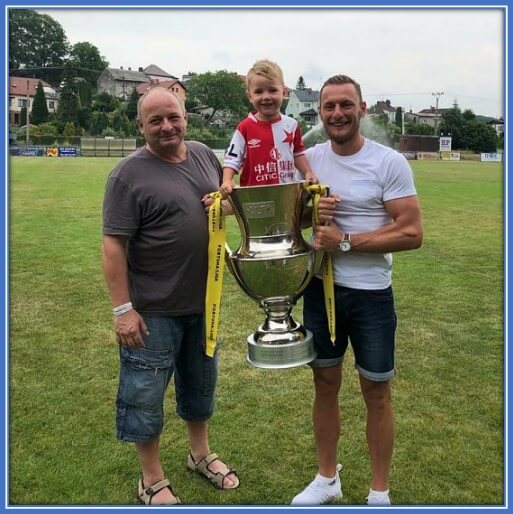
[246,59,284,88]
[320,75,363,103]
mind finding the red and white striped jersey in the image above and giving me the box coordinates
[224,112,306,186]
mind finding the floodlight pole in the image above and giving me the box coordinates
[432,91,444,135]
[26,79,30,146]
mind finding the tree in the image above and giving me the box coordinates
[461,120,498,153]
[111,110,132,136]
[296,76,307,90]
[186,70,247,122]
[404,122,435,135]
[57,76,80,127]
[76,79,93,107]
[88,111,109,135]
[498,132,504,150]
[67,41,108,91]
[126,88,140,122]
[19,106,27,127]
[93,92,120,113]
[30,81,49,125]
[462,109,476,122]
[394,107,403,132]
[9,10,69,86]
[441,102,464,149]
[63,121,76,139]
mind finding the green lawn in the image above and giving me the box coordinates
[9,157,504,505]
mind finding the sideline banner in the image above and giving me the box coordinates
[441,152,461,161]
[10,147,45,157]
[46,147,58,157]
[58,147,78,157]
[417,152,439,160]
[481,153,503,162]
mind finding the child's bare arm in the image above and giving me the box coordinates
[220,167,237,195]
[294,154,318,183]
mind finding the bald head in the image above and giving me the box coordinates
[137,87,185,121]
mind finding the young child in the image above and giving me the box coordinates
[221,59,316,195]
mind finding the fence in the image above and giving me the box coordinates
[10,136,229,158]
[80,137,138,157]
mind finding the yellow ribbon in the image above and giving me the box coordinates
[205,191,226,357]
[306,184,336,344]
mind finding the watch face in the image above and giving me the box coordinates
[340,241,351,252]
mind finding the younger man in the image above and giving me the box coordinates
[220,59,316,194]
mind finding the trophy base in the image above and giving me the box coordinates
[246,330,316,369]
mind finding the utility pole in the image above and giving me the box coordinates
[432,91,444,135]
[25,79,30,146]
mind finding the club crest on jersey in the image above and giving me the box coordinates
[248,138,261,148]
[282,130,294,146]
[269,147,282,161]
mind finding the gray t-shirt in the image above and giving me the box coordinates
[102,142,222,315]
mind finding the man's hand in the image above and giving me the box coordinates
[115,309,149,348]
[313,224,343,252]
[316,194,340,225]
[201,194,234,215]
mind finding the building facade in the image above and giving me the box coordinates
[97,64,182,101]
[285,89,320,127]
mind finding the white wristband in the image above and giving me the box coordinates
[113,302,133,316]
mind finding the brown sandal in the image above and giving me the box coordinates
[137,476,181,504]
[187,452,240,490]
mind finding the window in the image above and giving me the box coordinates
[304,103,311,108]
[48,101,55,110]
[18,98,27,108]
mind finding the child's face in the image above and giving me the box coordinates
[247,74,285,121]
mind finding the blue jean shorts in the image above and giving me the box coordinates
[116,314,219,443]
[303,277,397,381]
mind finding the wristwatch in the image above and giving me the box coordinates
[339,233,352,252]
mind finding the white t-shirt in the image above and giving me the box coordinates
[305,138,417,290]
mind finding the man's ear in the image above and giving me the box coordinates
[359,101,367,118]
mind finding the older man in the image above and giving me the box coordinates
[102,88,239,505]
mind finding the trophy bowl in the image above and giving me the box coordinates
[226,181,324,369]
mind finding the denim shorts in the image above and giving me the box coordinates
[303,277,397,381]
[116,314,219,443]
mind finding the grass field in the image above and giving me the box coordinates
[9,157,504,506]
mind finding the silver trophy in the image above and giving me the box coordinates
[226,181,324,369]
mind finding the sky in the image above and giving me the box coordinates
[36,7,505,118]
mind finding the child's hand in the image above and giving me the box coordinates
[304,171,318,185]
[220,180,234,196]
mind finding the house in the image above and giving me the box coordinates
[136,78,187,104]
[285,89,320,127]
[404,106,450,128]
[97,64,180,100]
[9,76,58,126]
[144,64,178,82]
[367,99,397,124]
[97,66,149,100]
[487,118,504,136]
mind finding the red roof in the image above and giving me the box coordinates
[136,78,186,95]
[9,76,51,96]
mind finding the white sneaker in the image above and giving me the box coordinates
[291,464,343,505]
[367,489,391,505]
